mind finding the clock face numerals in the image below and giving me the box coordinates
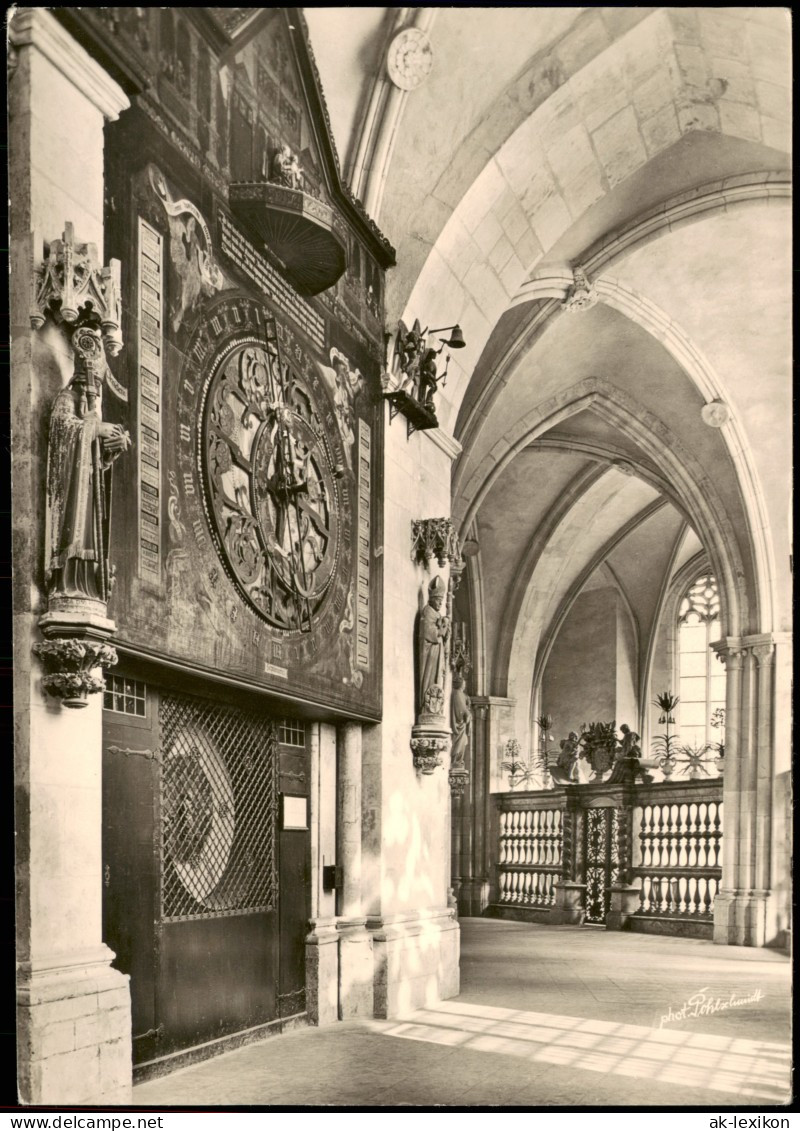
[387,27,433,91]
[201,339,340,633]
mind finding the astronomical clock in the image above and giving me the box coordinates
[103,64,390,719]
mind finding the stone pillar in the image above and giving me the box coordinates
[10,8,132,1105]
[713,636,780,947]
[458,699,489,914]
[606,886,641,931]
[306,724,338,1026]
[336,722,373,1018]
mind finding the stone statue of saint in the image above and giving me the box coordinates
[418,574,449,717]
[45,326,131,606]
[450,672,471,772]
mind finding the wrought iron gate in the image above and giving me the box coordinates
[583,807,620,924]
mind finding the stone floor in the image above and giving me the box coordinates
[133,919,792,1109]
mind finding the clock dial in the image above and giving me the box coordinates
[201,338,340,633]
[387,27,433,91]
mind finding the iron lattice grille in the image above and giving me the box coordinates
[584,808,620,925]
[159,691,278,922]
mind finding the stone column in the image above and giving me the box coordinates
[305,723,338,1026]
[458,699,489,914]
[336,721,373,1018]
[10,8,132,1105]
[713,636,780,947]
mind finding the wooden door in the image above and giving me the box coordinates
[103,673,291,1063]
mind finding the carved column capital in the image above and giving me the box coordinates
[712,639,747,670]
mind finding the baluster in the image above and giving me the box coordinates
[499,814,507,863]
[702,801,712,860]
[677,876,687,914]
[668,805,680,866]
[552,810,562,866]
[696,803,708,867]
[687,801,698,867]
[697,876,707,917]
[525,810,534,864]
[522,871,532,905]
[687,876,698,915]
[710,803,722,867]
[510,871,519,903]
[707,877,718,913]
[660,876,670,914]
[499,871,507,902]
[642,877,656,913]
[678,804,689,866]
[547,872,555,906]
[656,805,668,866]
[651,876,661,913]
[641,805,652,867]
[670,876,680,914]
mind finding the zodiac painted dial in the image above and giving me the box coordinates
[201,338,340,633]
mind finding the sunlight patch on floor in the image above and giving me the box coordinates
[382,1000,791,1101]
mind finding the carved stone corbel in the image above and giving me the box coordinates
[411,733,449,775]
[32,638,118,710]
[448,768,469,797]
[562,266,598,313]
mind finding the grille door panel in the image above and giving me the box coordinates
[159,692,278,921]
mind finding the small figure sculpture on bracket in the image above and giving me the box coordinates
[271,144,303,191]
[607,723,654,785]
[550,730,581,785]
[449,671,471,797]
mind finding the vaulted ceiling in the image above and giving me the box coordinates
[304,7,791,734]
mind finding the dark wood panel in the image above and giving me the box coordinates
[158,911,279,1053]
[102,697,159,1048]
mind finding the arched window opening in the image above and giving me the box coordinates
[677,573,725,749]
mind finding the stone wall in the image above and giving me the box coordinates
[361,417,460,1013]
[10,8,132,1105]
